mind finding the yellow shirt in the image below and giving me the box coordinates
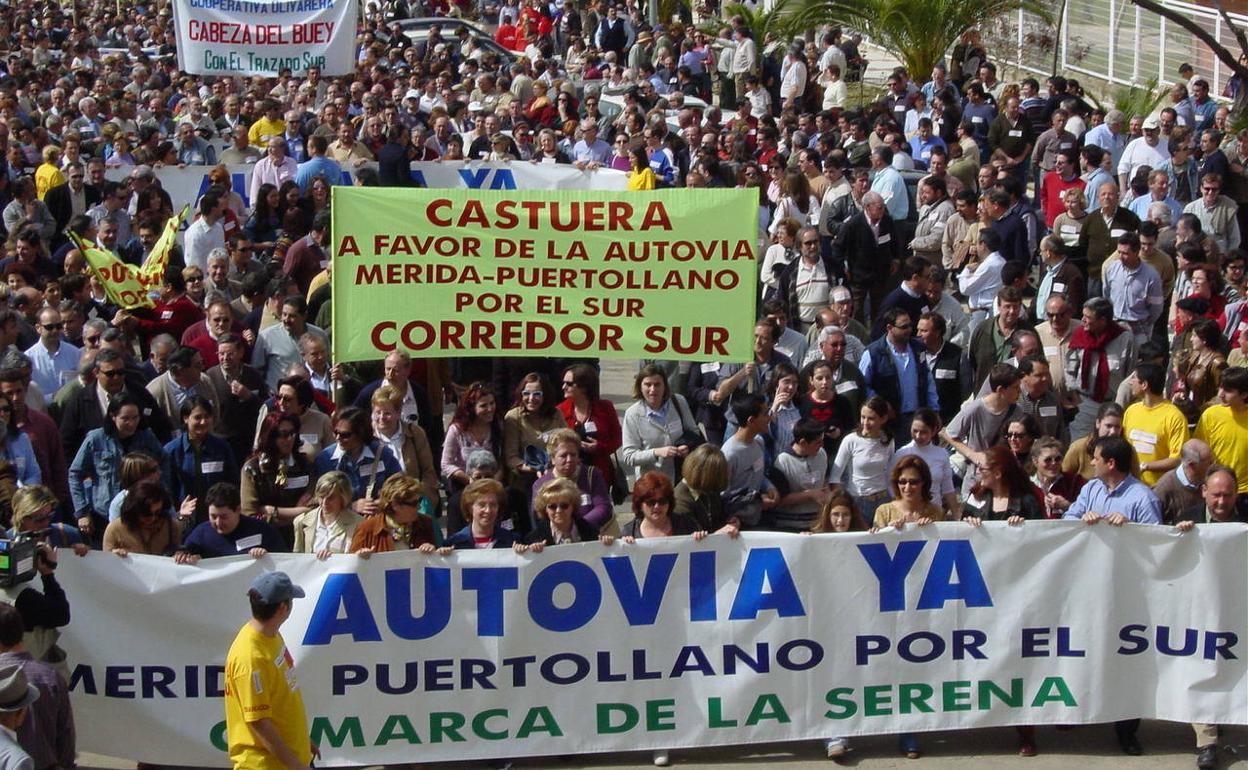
[248,117,286,148]
[1123,400,1189,485]
[225,623,311,770]
[34,163,65,200]
[1194,405,1248,493]
[627,167,657,191]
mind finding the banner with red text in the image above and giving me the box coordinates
[172,0,358,77]
[330,188,759,363]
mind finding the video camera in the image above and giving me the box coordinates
[0,530,52,588]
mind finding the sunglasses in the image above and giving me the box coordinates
[546,501,572,511]
[274,429,297,438]
[99,369,125,378]
[334,430,354,439]
[394,498,422,507]
[40,322,63,331]
[896,478,921,486]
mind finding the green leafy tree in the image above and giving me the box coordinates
[788,0,1049,79]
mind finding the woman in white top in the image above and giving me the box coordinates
[889,408,959,516]
[760,217,800,300]
[769,169,821,235]
[829,395,896,524]
[292,471,363,559]
[619,364,701,486]
[819,64,848,110]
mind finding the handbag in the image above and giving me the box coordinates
[607,450,630,505]
[671,396,705,481]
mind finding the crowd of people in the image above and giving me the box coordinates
[0,0,1235,768]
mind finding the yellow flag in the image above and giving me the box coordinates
[72,233,157,310]
[140,204,190,284]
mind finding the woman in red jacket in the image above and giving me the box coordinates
[556,363,621,491]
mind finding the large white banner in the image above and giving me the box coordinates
[107,162,629,212]
[60,523,1246,767]
[171,0,358,77]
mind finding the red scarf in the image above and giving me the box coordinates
[1069,322,1124,402]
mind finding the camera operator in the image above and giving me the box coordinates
[0,488,84,668]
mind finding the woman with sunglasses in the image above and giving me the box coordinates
[502,373,564,503]
[242,413,315,541]
[608,133,633,172]
[1030,436,1084,518]
[9,484,87,553]
[871,455,946,529]
[556,364,621,495]
[963,445,1045,525]
[371,386,440,515]
[102,479,179,557]
[314,406,402,516]
[349,474,441,557]
[525,478,605,548]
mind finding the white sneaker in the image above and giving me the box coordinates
[825,738,849,758]
[652,750,670,767]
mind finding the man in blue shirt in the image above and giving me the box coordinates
[868,146,909,220]
[1064,435,1162,524]
[295,135,343,193]
[1083,109,1128,174]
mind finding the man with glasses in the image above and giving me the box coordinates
[225,234,265,298]
[1183,171,1240,252]
[860,308,939,430]
[44,161,98,238]
[58,348,171,456]
[84,180,132,257]
[24,307,78,398]
[778,226,834,334]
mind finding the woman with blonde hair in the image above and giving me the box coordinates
[525,477,602,548]
[208,164,246,219]
[9,485,87,553]
[293,471,362,559]
[349,474,440,556]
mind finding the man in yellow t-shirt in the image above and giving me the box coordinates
[1122,363,1189,485]
[1194,367,1248,503]
[225,571,316,770]
[248,101,287,149]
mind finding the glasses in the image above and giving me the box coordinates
[1203,187,1221,193]
[276,393,296,402]
[1040,456,1062,464]
[187,275,204,282]
[334,430,354,439]
[394,498,422,507]
[546,501,572,511]
[99,369,125,378]
[896,478,922,486]
[274,429,297,439]
[40,322,62,331]
[892,323,912,331]
[84,335,101,344]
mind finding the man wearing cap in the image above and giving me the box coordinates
[0,662,38,770]
[1118,115,1170,192]
[225,571,315,770]
[0,604,72,770]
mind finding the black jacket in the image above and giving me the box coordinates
[831,210,901,284]
[44,182,101,238]
[59,383,172,458]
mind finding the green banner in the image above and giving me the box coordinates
[330,188,759,364]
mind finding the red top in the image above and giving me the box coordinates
[556,397,622,487]
[130,295,205,341]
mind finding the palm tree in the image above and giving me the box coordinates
[721,0,804,47]
[788,0,1049,80]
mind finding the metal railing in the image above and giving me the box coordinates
[992,0,1245,96]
